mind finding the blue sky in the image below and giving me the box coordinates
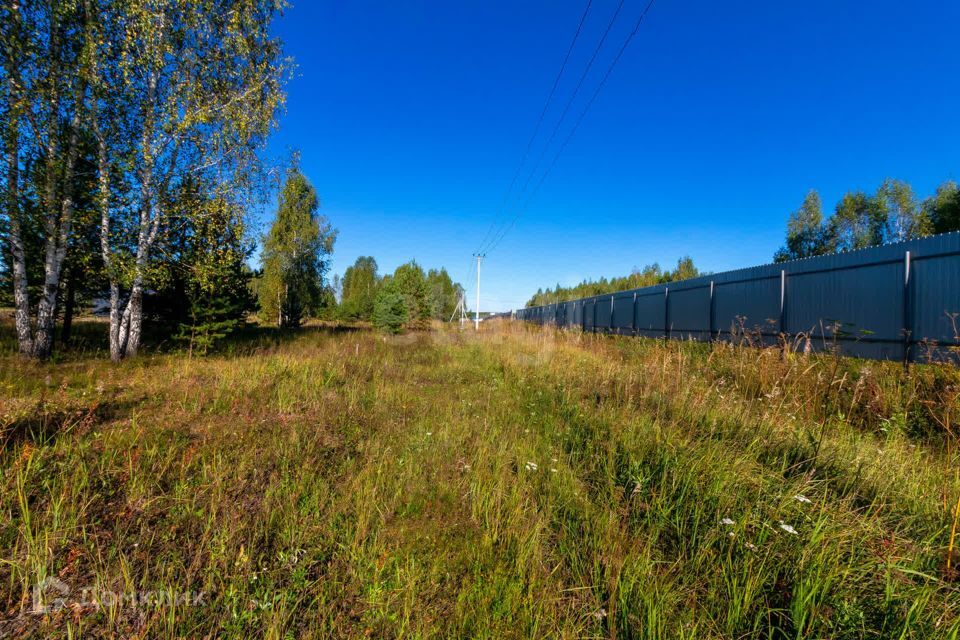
[265,0,960,311]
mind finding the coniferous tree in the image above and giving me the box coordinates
[149,180,257,352]
[525,258,700,307]
[373,277,407,334]
[392,260,429,326]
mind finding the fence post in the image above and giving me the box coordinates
[664,287,670,340]
[903,251,912,367]
[708,281,715,343]
[779,269,788,357]
[632,292,638,336]
[779,270,787,334]
[610,295,615,334]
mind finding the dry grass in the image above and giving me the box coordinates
[0,320,958,638]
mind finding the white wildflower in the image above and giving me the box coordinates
[524,461,538,471]
[794,494,812,504]
[720,518,735,526]
[778,522,798,535]
[593,608,608,620]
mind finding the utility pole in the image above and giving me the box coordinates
[473,253,484,330]
[449,288,468,328]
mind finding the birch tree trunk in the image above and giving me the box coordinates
[115,70,159,360]
[32,100,83,359]
[3,4,33,357]
[94,112,123,362]
[4,103,33,357]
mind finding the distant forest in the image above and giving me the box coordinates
[526,257,699,307]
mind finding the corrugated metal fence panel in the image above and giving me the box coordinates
[713,274,780,336]
[668,283,711,340]
[786,260,902,342]
[612,293,634,334]
[595,296,612,331]
[513,232,960,362]
[635,289,666,337]
[911,235,960,351]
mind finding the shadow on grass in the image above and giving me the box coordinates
[0,316,369,360]
[1,396,139,451]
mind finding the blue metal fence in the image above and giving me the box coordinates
[511,232,960,362]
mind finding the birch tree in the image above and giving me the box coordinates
[1,0,89,359]
[97,0,286,360]
[258,170,335,328]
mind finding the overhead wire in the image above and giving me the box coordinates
[507,0,627,208]
[474,0,595,254]
[483,0,658,256]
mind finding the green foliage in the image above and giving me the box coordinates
[526,257,700,307]
[775,179,958,262]
[926,180,960,235]
[372,277,408,333]
[774,190,835,262]
[1,0,289,360]
[340,256,380,321]
[164,189,256,353]
[830,190,888,252]
[392,260,429,326]
[258,171,336,328]
[426,267,461,320]
[875,178,931,242]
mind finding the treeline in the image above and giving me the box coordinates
[0,0,286,360]
[526,257,699,307]
[774,179,960,262]
[334,256,463,333]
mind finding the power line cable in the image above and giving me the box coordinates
[511,0,626,199]
[478,0,627,255]
[484,0,657,255]
[475,0,595,254]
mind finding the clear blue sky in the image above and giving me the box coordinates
[265,0,960,312]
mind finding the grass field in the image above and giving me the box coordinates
[1,321,959,638]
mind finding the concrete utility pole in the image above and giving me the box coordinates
[473,253,484,330]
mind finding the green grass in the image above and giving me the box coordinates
[1,321,958,638]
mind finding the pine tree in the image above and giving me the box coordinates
[392,261,429,327]
[373,277,408,334]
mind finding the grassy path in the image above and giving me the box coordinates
[1,324,959,638]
